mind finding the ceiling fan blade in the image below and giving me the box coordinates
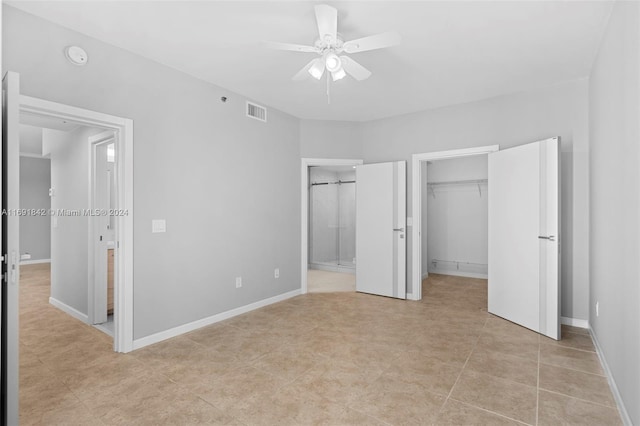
[264,41,317,53]
[340,56,372,81]
[343,31,401,54]
[292,58,325,81]
[315,4,337,42]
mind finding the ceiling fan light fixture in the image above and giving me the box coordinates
[325,52,342,73]
[308,58,326,79]
[331,68,346,81]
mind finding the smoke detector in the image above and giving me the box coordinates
[64,46,88,66]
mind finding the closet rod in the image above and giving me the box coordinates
[311,180,355,186]
[427,179,488,186]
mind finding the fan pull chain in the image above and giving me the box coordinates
[326,72,331,104]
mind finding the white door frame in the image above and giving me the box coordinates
[88,131,116,327]
[411,145,499,301]
[300,158,363,294]
[20,94,134,353]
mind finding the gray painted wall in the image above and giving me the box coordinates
[19,156,51,261]
[3,6,301,339]
[47,127,99,315]
[588,1,640,423]
[300,119,362,159]
[360,79,590,321]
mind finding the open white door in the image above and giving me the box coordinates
[488,137,560,340]
[91,141,110,325]
[356,161,406,299]
[2,71,20,424]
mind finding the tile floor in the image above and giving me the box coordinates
[19,265,622,425]
[307,269,355,293]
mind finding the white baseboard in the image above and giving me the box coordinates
[590,328,633,426]
[20,258,51,265]
[49,297,88,324]
[427,269,488,279]
[560,316,590,329]
[308,263,355,274]
[132,289,301,350]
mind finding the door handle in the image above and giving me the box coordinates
[538,235,555,241]
[393,228,405,232]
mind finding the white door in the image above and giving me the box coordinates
[356,161,406,299]
[488,137,560,340]
[92,142,110,324]
[2,71,20,424]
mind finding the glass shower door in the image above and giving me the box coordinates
[308,167,356,271]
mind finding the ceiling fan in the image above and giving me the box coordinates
[266,4,401,98]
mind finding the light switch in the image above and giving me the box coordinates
[152,219,166,233]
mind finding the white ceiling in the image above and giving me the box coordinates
[8,1,613,122]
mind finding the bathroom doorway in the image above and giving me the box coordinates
[300,158,362,294]
[308,165,356,292]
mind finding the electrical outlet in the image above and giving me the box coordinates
[274,268,280,278]
[235,277,242,288]
[596,301,599,317]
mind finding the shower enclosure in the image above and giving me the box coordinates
[308,166,356,273]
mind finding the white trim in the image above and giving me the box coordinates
[19,258,51,265]
[560,316,590,329]
[20,94,135,353]
[429,270,488,280]
[19,152,49,159]
[308,263,355,274]
[301,158,363,295]
[93,322,114,338]
[590,329,633,426]
[132,289,301,350]
[411,145,499,301]
[49,297,89,324]
[406,292,414,300]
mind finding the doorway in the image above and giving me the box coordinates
[300,158,362,294]
[411,145,499,301]
[307,165,356,292]
[15,91,134,353]
[423,156,489,280]
[89,131,117,336]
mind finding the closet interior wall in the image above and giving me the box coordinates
[423,156,489,279]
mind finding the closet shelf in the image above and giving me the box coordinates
[427,179,488,198]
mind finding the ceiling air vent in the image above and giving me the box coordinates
[246,101,267,122]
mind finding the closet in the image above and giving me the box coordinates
[423,156,488,279]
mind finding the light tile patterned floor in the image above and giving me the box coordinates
[307,269,355,293]
[19,265,622,425]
